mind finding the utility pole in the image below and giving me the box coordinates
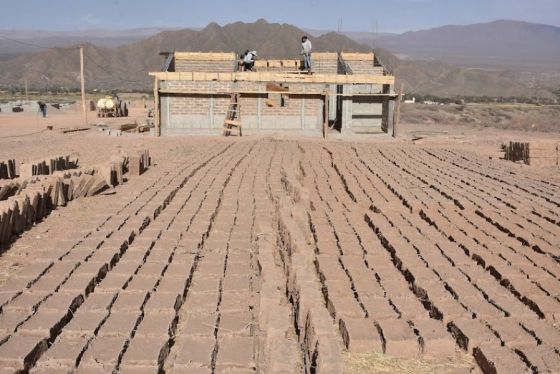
[24,79,28,102]
[80,46,88,126]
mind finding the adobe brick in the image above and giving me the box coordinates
[157,276,188,295]
[219,310,252,337]
[376,318,420,358]
[3,291,49,313]
[144,291,182,313]
[339,317,383,353]
[215,336,254,369]
[35,334,89,368]
[0,309,27,336]
[220,292,255,312]
[18,309,69,338]
[0,276,34,292]
[185,292,220,313]
[390,296,430,319]
[413,318,457,357]
[473,341,531,374]
[58,274,96,296]
[121,335,169,367]
[0,334,47,371]
[223,275,251,293]
[111,291,148,311]
[96,273,130,293]
[97,311,139,337]
[110,261,141,275]
[79,292,115,312]
[175,336,215,366]
[64,310,105,337]
[327,296,365,321]
[517,345,560,373]
[461,295,506,319]
[80,335,127,369]
[447,318,498,353]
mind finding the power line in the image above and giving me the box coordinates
[0,35,150,87]
[0,35,52,49]
[83,52,149,85]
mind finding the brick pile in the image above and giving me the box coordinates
[0,172,108,246]
[19,155,78,178]
[0,160,16,180]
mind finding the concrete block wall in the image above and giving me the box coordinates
[160,80,325,135]
[345,62,384,75]
[341,84,385,134]
[252,55,338,74]
[174,60,237,72]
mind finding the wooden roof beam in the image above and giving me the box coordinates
[149,71,395,85]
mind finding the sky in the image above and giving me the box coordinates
[0,0,559,33]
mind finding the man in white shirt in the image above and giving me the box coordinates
[301,36,312,72]
[243,50,257,71]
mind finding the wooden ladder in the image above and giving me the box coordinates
[223,93,242,136]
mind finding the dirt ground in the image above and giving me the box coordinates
[0,106,559,373]
[401,103,560,133]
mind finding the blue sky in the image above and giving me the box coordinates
[0,0,559,33]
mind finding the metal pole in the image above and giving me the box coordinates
[80,47,88,126]
[24,79,28,102]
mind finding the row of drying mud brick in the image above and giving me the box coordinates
[0,150,150,184]
[0,150,152,247]
[282,141,560,373]
[0,141,325,373]
[0,140,558,373]
[0,156,74,181]
[0,143,266,373]
[0,172,108,247]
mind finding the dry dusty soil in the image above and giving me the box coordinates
[0,108,559,373]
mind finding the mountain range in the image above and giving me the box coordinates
[373,20,560,72]
[0,19,558,98]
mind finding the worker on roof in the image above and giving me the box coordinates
[301,36,312,73]
[243,50,257,71]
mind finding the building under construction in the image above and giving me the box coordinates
[150,52,397,137]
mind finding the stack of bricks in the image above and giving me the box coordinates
[93,154,128,188]
[129,150,151,177]
[0,180,19,201]
[503,141,529,163]
[503,141,559,167]
[0,172,108,246]
[0,159,17,180]
[19,155,78,178]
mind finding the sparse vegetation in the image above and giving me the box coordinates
[405,93,559,105]
[401,103,560,132]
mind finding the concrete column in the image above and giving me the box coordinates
[257,97,262,129]
[341,84,352,134]
[329,84,337,121]
[209,97,215,129]
[301,86,306,129]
